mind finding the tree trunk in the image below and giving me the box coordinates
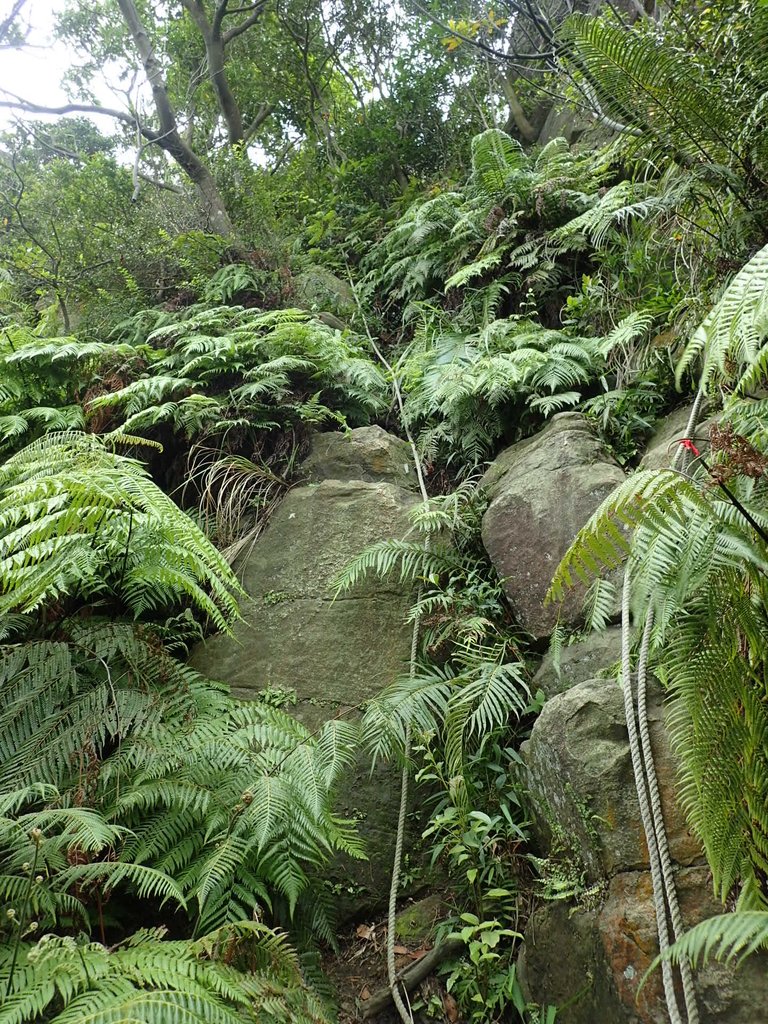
[501,73,537,143]
[207,36,244,144]
[180,0,245,144]
[116,0,238,240]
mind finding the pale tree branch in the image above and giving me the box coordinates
[0,91,135,125]
[221,1,269,46]
[179,0,264,143]
[0,0,28,48]
[115,0,237,237]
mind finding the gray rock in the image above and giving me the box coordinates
[524,677,702,879]
[292,265,355,318]
[639,404,719,472]
[520,868,768,1024]
[534,627,623,699]
[191,461,422,909]
[301,426,416,491]
[517,900,622,1024]
[481,413,625,638]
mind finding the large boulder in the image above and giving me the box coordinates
[291,265,355,319]
[516,900,622,1023]
[533,626,623,699]
[191,429,421,907]
[523,677,702,879]
[520,868,768,1024]
[192,477,417,713]
[481,413,625,638]
[300,426,416,491]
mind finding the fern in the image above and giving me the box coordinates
[400,316,604,471]
[0,432,242,629]
[676,242,768,390]
[654,911,768,970]
[550,241,768,908]
[0,926,333,1024]
[0,630,364,938]
[559,13,743,166]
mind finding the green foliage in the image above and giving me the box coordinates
[676,242,768,392]
[0,425,360,1021]
[363,130,607,321]
[5,0,768,1007]
[91,305,383,442]
[654,910,768,970]
[0,792,184,937]
[399,316,605,470]
[550,242,768,910]
[559,6,768,189]
[0,432,241,630]
[0,924,333,1024]
[0,623,363,933]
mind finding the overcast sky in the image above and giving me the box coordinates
[0,0,122,133]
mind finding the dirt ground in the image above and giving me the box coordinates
[322,912,459,1024]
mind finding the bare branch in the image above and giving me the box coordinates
[0,91,135,125]
[0,0,28,49]
[242,101,274,142]
[409,0,551,64]
[138,173,183,194]
[221,1,269,46]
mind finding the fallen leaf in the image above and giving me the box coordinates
[443,992,459,1022]
[409,946,430,960]
[393,944,409,955]
[360,986,370,1001]
[356,924,374,940]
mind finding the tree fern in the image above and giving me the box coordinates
[676,242,768,391]
[654,911,768,970]
[559,13,742,167]
[0,925,333,1024]
[550,240,768,910]
[0,432,242,629]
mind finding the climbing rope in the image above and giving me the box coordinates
[347,270,429,1023]
[621,574,683,1024]
[386,620,421,1024]
[621,391,706,1024]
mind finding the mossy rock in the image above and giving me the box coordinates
[395,894,448,944]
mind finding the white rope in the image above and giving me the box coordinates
[621,573,683,1024]
[620,390,707,1023]
[346,268,429,1023]
[386,612,421,1024]
[636,609,699,1023]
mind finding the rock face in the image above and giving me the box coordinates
[639,404,718,472]
[300,425,416,491]
[520,869,768,1024]
[191,427,420,907]
[524,677,701,880]
[481,414,625,639]
[533,627,623,699]
[520,662,768,1022]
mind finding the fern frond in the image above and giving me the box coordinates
[676,242,768,390]
[653,911,768,970]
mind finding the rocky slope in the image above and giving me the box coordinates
[193,410,767,1021]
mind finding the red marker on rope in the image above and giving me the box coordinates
[678,438,768,545]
